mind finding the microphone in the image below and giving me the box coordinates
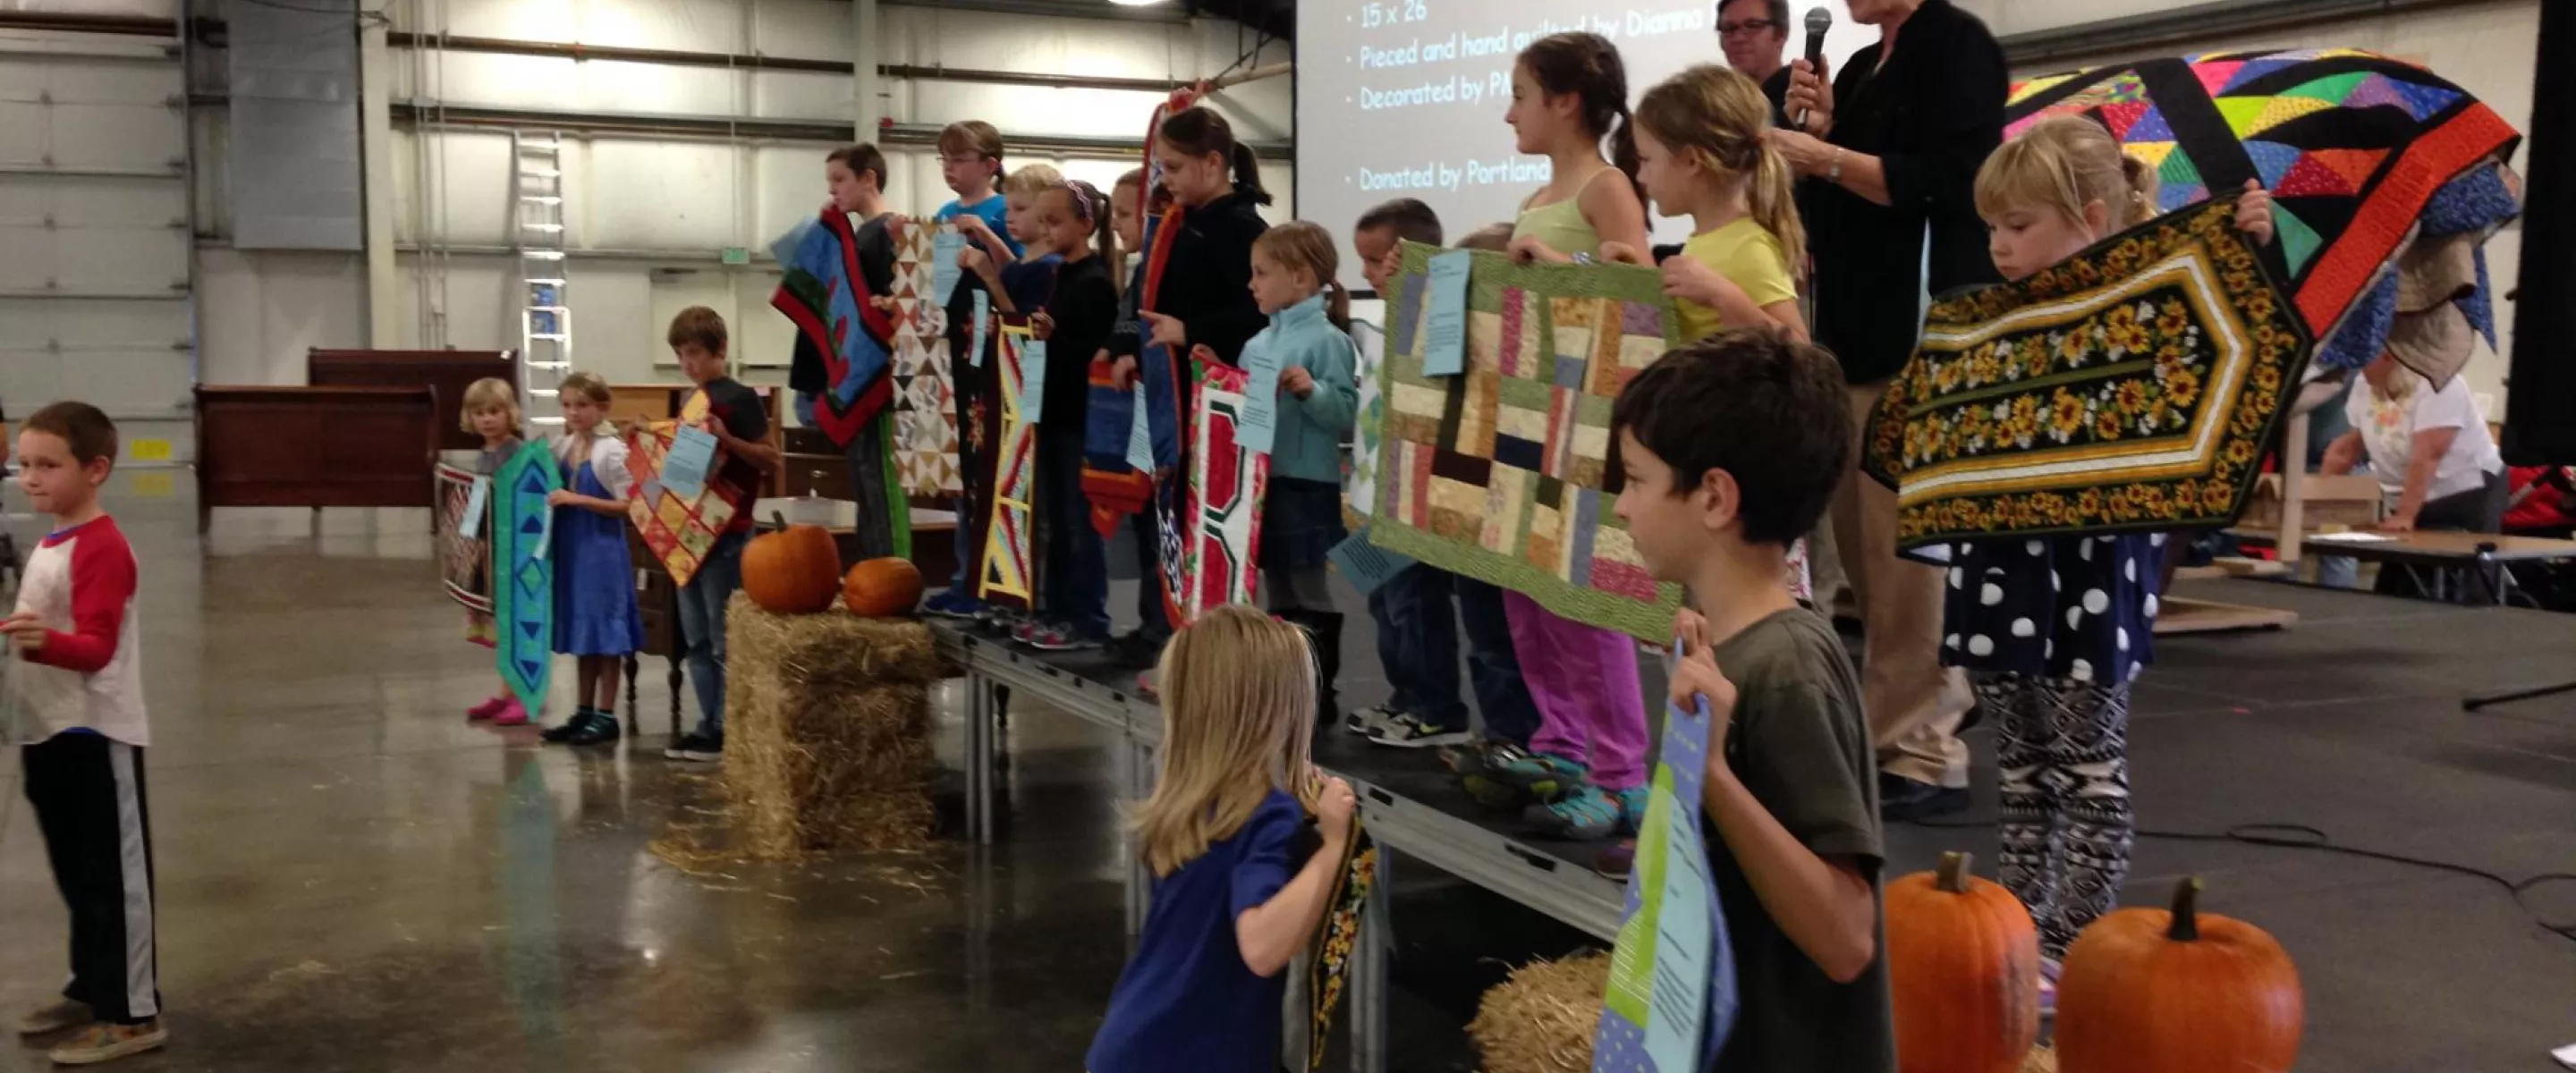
[1795,6,1833,132]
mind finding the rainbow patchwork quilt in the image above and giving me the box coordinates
[890,219,962,496]
[623,393,740,588]
[1368,243,1685,643]
[977,317,1038,612]
[2004,48,2520,355]
[1862,198,2314,548]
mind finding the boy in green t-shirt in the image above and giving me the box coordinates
[1609,328,1895,1071]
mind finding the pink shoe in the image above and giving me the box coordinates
[490,698,530,727]
[467,695,510,721]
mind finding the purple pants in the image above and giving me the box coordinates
[1504,590,1647,790]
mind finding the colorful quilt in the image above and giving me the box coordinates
[489,441,559,714]
[436,461,492,615]
[890,218,962,495]
[976,317,1038,612]
[772,208,897,448]
[1861,198,2314,549]
[1174,359,1267,620]
[2004,48,2521,355]
[623,393,741,587]
[1303,819,1377,1069]
[1368,242,1686,643]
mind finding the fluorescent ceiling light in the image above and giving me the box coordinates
[1106,0,1173,5]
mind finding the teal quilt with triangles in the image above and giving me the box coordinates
[490,440,558,713]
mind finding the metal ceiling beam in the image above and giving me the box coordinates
[366,99,1292,159]
[378,32,1188,92]
[1997,0,2488,69]
[0,12,179,38]
[880,0,1191,25]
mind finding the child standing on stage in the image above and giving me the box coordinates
[1021,179,1123,651]
[1098,168,1174,655]
[1465,31,1653,841]
[460,377,533,726]
[665,307,782,764]
[922,121,1021,621]
[1612,333,1894,1071]
[6,403,168,1066]
[539,372,644,748]
[1621,63,1806,343]
[1086,604,1358,1073]
[1961,116,2273,1006]
[1241,222,1360,717]
[1105,106,1272,664]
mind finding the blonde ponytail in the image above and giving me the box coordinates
[1637,64,1807,264]
[1750,141,1808,269]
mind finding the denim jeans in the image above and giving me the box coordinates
[1038,434,1109,637]
[1367,567,1541,741]
[675,529,749,737]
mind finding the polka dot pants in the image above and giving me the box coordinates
[1941,534,2163,687]
[1978,672,2135,959]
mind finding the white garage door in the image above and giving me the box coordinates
[0,29,193,466]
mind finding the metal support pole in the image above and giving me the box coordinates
[852,0,882,139]
[1352,843,1393,1073]
[963,671,989,844]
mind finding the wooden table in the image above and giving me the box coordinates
[2227,528,2576,604]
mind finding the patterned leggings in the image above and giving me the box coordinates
[1975,672,2134,959]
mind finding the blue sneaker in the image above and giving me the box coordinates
[923,589,985,620]
[1528,782,1622,841]
[1614,784,1651,832]
[1482,750,1589,805]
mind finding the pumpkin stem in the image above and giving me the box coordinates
[770,511,788,529]
[2166,876,2203,942]
[1935,851,1973,894]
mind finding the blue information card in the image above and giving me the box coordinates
[1236,339,1283,456]
[1125,382,1156,476]
[1421,249,1473,377]
[1021,338,1049,425]
[661,426,718,500]
[932,229,966,307]
[970,291,991,368]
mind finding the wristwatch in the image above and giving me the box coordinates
[1826,147,1845,185]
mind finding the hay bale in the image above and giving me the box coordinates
[1468,951,1610,1073]
[2021,1044,2057,1073]
[723,594,945,858]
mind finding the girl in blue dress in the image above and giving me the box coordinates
[1960,117,2273,1009]
[540,371,645,747]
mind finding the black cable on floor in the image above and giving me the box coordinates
[1903,816,2576,945]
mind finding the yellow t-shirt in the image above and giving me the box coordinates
[1674,217,1797,342]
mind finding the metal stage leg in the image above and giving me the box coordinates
[1121,732,1152,943]
[1352,843,1393,1073]
[964,672,992,845]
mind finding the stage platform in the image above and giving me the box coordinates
[935,575,2576,1072]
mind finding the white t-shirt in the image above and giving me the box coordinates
[2346,372,2502,502]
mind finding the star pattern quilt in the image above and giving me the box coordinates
[1368,242,1686,643]
[436,461,492,616]
[890,219,962,496]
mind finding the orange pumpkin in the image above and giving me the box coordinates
[741,513,842,613]
[1885,851,2039,1073]
[843,557,925,617]
[2056,877,2302,1073]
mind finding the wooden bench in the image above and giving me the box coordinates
[305,349,514,452]
[193,385,438,533]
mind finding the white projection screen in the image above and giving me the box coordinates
[1296,1,1873,291]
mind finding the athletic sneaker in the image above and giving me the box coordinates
[922,589,984,620]
[1367,714,1474,750]
[564,711,622,748]
[1343,705,1400,737]
[1594,838,1637,881]
[1454,741,1555,811]
[539,708,597,744]
[18,998,89,1035]
[1010,617,1045,644]
[665,731,724,762]
[1487,749,1589,804]
[47,1020,165,1065]
[1028,623,1105,652]
[1614,784,1650,830]
[1529,782,1622,841]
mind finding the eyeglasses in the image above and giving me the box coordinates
[1716,18,1779,35]
[940,153,990,167]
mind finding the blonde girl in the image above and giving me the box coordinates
[460,377,529,725]
[1620,63,1808,342]
[1954,115,2273,1008]
[1241,222,1360,716]
[539,372,643,746]
[1086,604,1357,1072]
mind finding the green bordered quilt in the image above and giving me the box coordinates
[1368,242,1686,643]
[1862,198,2313,549]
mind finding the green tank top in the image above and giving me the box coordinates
[1510,167,1613,258]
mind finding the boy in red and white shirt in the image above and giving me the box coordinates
[4,401,165,1064]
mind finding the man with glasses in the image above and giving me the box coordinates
[1717,0,1795,124]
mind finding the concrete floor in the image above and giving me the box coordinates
[4,490,2574,1071]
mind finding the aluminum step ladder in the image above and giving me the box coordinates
[513,130,570,433]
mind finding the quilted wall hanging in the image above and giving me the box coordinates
[1368,242,1685,644]
[890,218,963,496]
[771,207,896,447]
[2004,48,2519,367]
[489,441,559,714]
[1861,197,2314,550]
[436,461,493,617]
[1168,359,1268,622]
[976,317,1038,613]
[623,393,740,588]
